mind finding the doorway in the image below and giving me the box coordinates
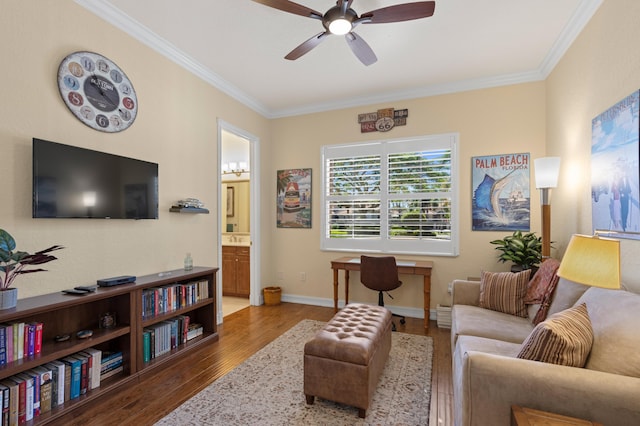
[218,120,260,323]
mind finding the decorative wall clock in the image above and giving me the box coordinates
[57,51,137,133]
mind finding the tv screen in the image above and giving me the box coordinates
[33,138,159,219]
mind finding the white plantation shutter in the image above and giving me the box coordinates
[321,134,459,255]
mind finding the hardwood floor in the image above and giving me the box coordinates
[56,302,453,425]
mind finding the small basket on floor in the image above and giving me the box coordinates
[263,286,282,305]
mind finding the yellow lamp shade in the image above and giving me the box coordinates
[557,234,620,289]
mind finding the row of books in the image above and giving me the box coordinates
[0,322,44,366]
[0,347,106,425]
[142,315,203,362]
[141,280,210,318]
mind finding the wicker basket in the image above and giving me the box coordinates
[263,286,282,305]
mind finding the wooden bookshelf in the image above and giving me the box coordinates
[0,266,218,424]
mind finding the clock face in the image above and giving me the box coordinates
[57,51,137,133]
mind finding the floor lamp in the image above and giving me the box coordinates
[534,157,561,260]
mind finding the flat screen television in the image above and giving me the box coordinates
[33,138,159,219]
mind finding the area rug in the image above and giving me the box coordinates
[156,319,433,425]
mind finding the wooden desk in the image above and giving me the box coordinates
[330,256,434,329]
[511,405,603,426]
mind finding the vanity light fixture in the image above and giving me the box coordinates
[222,161,249,177]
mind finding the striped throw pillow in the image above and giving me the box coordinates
[517,303,593,367]
[479,270,530,317]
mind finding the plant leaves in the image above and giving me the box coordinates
[0,229,16,252]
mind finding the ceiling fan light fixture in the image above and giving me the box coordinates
[329,18,352,35]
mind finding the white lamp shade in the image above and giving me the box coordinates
[534,157,561,189]
[557,234,620,289]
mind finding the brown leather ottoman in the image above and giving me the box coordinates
[304,303,392,418]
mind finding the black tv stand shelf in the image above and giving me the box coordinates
[0,266,218,425]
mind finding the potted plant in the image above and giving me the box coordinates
[0,229,63,309]
[489,230,542,272]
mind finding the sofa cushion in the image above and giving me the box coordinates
[517,303,593,367]
[479,270,530,318]
[575,287,640,378]
[546,277,589,317]
[451,304,534,350]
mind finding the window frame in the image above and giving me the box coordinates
[320,133,459,256]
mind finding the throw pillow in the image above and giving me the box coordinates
[517,303,593,367]
[479,270,530,318]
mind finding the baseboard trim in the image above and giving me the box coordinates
[279,293,435,320]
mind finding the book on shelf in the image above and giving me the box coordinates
[6,376,26,425]
[44,360,66,408]
[61,356,82,400]
[187,323,203,341]
[0,325,6,366]
[141,279,210,318]
[31,322,43,355]
[100,365,123,380]
[80,348,102,390]
[15,373,34,422]
[24,323,35,358]
[4,324,13,364]
[32,366,53,414]
[0,379,19,426]
[143,330,151,363]
[9,322,24,362]
[70,353,89,395]
[0,383,9,426]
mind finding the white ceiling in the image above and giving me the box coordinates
[76,0,602,119]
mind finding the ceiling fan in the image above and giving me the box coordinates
[252,0,436,66]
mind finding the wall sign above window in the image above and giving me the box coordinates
[358,108,408,133]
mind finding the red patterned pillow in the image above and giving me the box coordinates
[479,270,531,317]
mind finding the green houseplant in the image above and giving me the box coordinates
[0,229,63,309]
[489,230,542,272]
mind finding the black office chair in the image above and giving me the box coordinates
[360,255,406,331]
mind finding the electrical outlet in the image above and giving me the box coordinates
[299,272,306,282]
[447,282,453,294]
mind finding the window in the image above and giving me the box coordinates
[321,133,459,256]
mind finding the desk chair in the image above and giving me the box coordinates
[360,255,406,331]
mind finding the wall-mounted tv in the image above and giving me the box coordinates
[33,138,159,219]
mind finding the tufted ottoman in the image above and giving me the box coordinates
[304,303,392,418]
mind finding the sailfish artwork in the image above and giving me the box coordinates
[474,169,517,219]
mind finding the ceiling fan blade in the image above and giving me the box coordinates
[360,1,435,24]
[285,32,330,60]
[345,32,377,66]
[252,0,322,19]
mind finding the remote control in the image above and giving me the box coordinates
[74,285,97,292]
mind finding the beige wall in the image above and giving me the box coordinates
[3,1,638,312]
[546,0,640,292]
[1,1,270,298]
[270,83,547,311]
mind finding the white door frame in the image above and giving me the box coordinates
[217,119,261,324]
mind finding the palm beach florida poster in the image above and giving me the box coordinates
[277,168,312,228]
[591,90,640,239]
[472,153,531,231]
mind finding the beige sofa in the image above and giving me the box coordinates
[451,276,640,426]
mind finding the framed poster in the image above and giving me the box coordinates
[277,168,311,228]
[591,90,640,239]
[226,187,234,217]
[472,153,531,231]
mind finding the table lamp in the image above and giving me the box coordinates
[556,234,621,288]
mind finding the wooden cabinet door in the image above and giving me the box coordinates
[236,247,251,296]
[222,247,237,295]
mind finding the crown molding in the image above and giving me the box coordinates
[75,0,603,120]
[74,0,271,118]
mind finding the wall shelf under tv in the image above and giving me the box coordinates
[169,207,210,214]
